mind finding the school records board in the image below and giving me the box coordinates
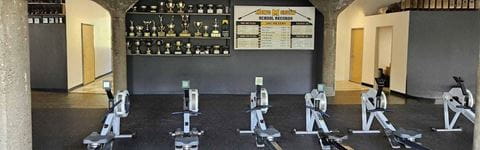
[234,6,315,50]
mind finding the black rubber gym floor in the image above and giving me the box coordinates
[32,94,473,150]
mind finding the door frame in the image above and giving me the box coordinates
[81,23,95,85]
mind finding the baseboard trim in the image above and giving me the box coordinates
[361,82,373,88]
[68,83,84,91]
[32,88,68,93]
[96,71,112,79]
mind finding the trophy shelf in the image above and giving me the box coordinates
[127,12,231,16]
[126,36,231,40]
[129,54,231,57]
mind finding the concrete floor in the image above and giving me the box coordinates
[32,91,474,150]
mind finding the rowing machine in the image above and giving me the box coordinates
[432,76,475,132]
[239,77,282,150]
[293,84,349,150]
[83,81,134,150]
[350,78,430,150]
[170,80,204,150]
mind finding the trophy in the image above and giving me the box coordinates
[194,45,201,54]
[179,15,191,37]
[175,41,183,55]
[213,45,221,54]
[127,41,132,54]
[176,1,186,13]
[216,5,224,14]
[165,43,171,55]
[134,40,141,54]
[187,5,195,13]
[159,2,165,13]
[185,43,192,54]
[197,4,205,13]
[223,45,229,54]
[150,5,158,13]
[128,20,135,37]
[224,6,230,14]
[143,21,152,37]
[166,16,177,37]
[135,25,144,37]
[210,18,221,38]
[194,21,203,37]
[146,40,152,55]
[221,19,229,37]
[166,0,175,13]
[156,40,163,55]
[131,6,137,12]
[205,46,211,54]
[207,4,214,14]
[151,21,158,37]
[158,16,166,37]
[140,5,147,12]
[203,25,209,37]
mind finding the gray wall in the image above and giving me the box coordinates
[127,0,322,94]
[29,24,68,91]
[406,11,479,99]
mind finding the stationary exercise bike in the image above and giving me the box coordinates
[239,77,282,150]
[170,80,204,150]
[432,76,475,132]
[83,81,134,150]
[293,84,350,150]
[350,78,430,150]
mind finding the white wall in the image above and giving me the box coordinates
[336,0,410,93]
[66,0,112,89]
[362,13,409,93]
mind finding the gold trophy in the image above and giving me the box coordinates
[185,43,192,54]
[158,16,166,37]
[166,16,177,37]
[210,18,221,38]
[179,15,191,37]
[143,21,152,37]
[194,21,203,37]
[176,1,186,13]
[175,41,183,55]
[166,0,175,13]
[213,45,221,54]
[128,20,135,37]
[203,25,209,37]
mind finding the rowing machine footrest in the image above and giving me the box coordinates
[83,132,114,144]
[254,128,281,138]
[394,128,422,139]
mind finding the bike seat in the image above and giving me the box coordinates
[394,128,422,139]
[254,127,281,138]
[83,132,114,144]
[175,136,199,146]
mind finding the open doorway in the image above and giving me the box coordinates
[375,26,393,91]
[66,0,113,94]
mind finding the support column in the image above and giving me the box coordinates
[111,12,128,91]
[473,30,480,150]
[0,1,33,149]
[309,0,353,96]
[322,14,338,96]
[91,0,137,92]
